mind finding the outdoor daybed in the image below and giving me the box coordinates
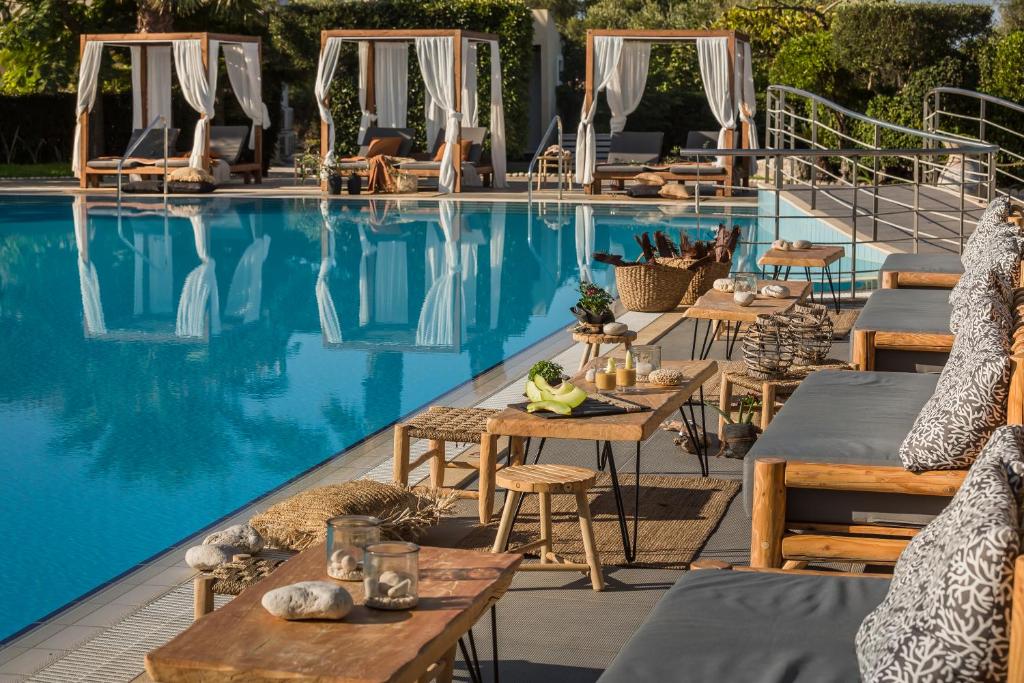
[315,29,508,193]
[73,32,269,187]
[602,425,1024,682]
[743,196,1024,569]
[575,29,756,197]
[878,252,964,289]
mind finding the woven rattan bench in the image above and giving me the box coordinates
[393,406,524,525]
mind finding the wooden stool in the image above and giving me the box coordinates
[572,330,637,371]
[491,464,604,591]
[393,406,524,525]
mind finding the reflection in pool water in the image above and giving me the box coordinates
[0,195,867,641]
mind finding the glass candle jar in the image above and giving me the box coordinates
[364,542,420,610]
[733,274,757,294]
[631,345,662,377]
[326,515,381,581]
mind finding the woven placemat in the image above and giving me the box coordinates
[456,473,739,568]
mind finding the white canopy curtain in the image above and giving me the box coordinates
[72,41,105,177]
[574,204,596,283]
[356,42,377,143]
[72,197,107,335]
[606,42,651,134]
[575,36,624,186]
[225,230,271,324]
[133,231,174,316]
[316,37,345,162]
[738,41,758,149]
[173,39,220,170]
[130,46,173,130]
[461,40,479,127]
[223,42,271,149]
[317,201,343,344]
[489,204,505,329]
[415,37,460,193]
[487,40,508,189]
[417,201,461,346]
[696,37,736,167]
[375,43,409,128]
[176,212,221,339]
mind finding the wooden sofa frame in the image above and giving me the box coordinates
[853,261,1024,371]
[688,560,1024,680]
[590,167,733,197]
[880,269,961,290]
[750,350,1024,569]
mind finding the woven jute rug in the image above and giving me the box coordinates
[830,307,860,339]
[457,473,739,568]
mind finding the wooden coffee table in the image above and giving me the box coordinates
[758,245,845,312]
[682,279,812,360]
[486,359,718,563]
[145,545,521,683]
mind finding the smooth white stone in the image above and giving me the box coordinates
[733,291,756,307]
[635,362,655,376]
[602,322,627,336]
[760,284,790,299]
[772,239,791,251]
[712,278,735,292]
[387,578,412,598]
[793,239,812,249]
[185,544,233,571]
[585,368,597,382]
[377,570,403,590]
[261,581,353,620]
[203,524,264,554]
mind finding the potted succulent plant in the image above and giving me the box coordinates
[571,281,615,331]
[706,397,762,459]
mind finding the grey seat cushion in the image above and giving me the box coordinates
[210,125,249,165]
[126,127,180,158]
[334,160,369,171]
[599,569,889,683]
[593,163,647,175]
[358,127,416,157]
[605,131,664,164]
[667,164,727,175]
[743,370,947,523]
[396,161,442,171]
[853,288,952,335]
[87,157,189,169]
[879,252,964,276]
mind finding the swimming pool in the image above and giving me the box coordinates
[0,195,881,642]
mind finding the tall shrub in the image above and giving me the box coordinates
[979,31,1024,103]
[268,0,533,157]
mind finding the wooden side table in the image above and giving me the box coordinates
[536,154,573,191]
[572,329,637,371]
[717,360,854,436]
[758,245,845,312]
[491,464,605,591]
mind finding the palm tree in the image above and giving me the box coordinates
[133,0,267,33]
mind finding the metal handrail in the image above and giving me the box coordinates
[527,115,565,203]
[923,87,1024,192]
[117,115,169,205]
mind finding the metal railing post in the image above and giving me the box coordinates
[773,151,782,242]
[872,124,880,241]
[851,155,859,301]
[913,155,920,254]
[959,153,967,253]
[979,99,987,142]
[810,100,818,210]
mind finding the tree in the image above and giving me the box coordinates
[979,30,1024,103]
[769,31,840,96]
[132,0,268,33]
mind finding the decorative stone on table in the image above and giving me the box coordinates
[712,278,735,293]
[365,570,417,610]
[647,367,686,386]
[793,239,812,249]
[772,239,791,251]
[261,581,353,620]
[602,322,628,336]
[186,544,235,571]
[760,284,790,299]
[203,524,264,554]
[733,291,756,307]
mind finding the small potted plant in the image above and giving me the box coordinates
[528,360,565,386]
[320,156,343,195]
[706,396,762,459]
[571,281,615,331]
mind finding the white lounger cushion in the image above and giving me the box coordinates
[857,425,1024,682]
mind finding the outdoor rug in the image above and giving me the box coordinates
[830,307,860,339]
[457,473,739,568]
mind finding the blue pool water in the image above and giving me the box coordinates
[0,195,882,641]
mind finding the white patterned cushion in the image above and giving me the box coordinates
[898,340,1011,472]
[962,196,1013,262]
[962,197,1022,288]
[857,424,1024,682]
[949,272,1013,337]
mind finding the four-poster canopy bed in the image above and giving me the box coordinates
[576,29,756,196]
[74,32,270,189]
[315,29,508,194]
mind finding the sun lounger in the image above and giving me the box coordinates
[850,288,953,371]
[590,131,664,194]
[395,127,494,187]
[878,252,964,289]
[210,125,261,184]
[604,422,1024,681]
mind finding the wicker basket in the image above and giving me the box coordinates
[615,262,695,312]
[742,314,797,380]
[659,258,732,306]
[784,302,835,365]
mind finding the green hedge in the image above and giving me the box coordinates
[268,0,533,158]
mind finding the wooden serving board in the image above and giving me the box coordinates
[509,395,652,420]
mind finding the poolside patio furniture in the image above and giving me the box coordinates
[316,29,508,194]
[590,131,664,194]
[573,329,637,371]
[393,406,523,525]
[491,463,605,591]
[74,32,268,187]
[716,359,853,435]
[879,252,964,289]
[758,244,845,312]
[396,127,494,188]
[682,279,812,360]
[147,545,521,683]
[576,30,755,197]
[850,288,954,371]
[486,359,717,563]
